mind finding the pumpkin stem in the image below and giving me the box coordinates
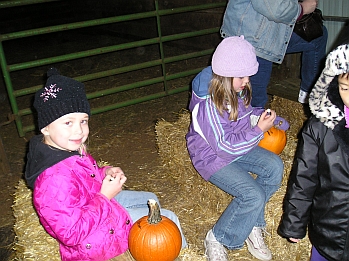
[147,199,162,224]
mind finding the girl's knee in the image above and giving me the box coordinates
[160,209,188,249]
[269,155,284,180]
[117,191,160,209]
[142,192,159,204]
[243,187,266,206]
[160,209,180,223]
[134,191,161,207]
[271,153,283,168]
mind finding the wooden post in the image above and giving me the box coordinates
[0,133,11,174]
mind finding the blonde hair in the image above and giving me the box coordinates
[209,73,252,121]
[79,143,88,155]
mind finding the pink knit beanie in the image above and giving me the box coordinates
[212,35,259,77]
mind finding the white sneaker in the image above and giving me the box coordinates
[204,229,228,261]
[245,227,272,261]
[298,90,309,104]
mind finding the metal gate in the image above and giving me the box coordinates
[0,0,225,137]
[0,0,347,138]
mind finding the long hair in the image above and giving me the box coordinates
[209,73,252,121]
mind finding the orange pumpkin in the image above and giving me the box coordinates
[128,199,182,261]
[258,125,287,155]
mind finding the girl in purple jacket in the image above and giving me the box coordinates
[25,68,186,261]
[186,36,288,261]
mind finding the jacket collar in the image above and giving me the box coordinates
[24,134,80,189]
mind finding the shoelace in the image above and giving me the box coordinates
[205,241,227,261]
[253,227,269,249]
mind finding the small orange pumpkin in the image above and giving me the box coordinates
[128,199,182,261]
[258,125,287,155]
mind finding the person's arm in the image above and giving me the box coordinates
[33,166,116,246]
[201,99,264,160]
[251,0,301,24]
[278,117,321,240]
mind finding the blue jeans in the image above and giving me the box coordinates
[115,190,187,248]
[250,26,328,107]
[209,146,283,249]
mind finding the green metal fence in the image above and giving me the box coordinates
[0,0,226,137]
[1,0,346,138]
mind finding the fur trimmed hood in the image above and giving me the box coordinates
[309,43,349,129]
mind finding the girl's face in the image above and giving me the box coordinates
[339,73,349,107]
[41,112,89,152]
[232,76,250,92]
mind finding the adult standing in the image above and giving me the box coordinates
[220,0,328,107]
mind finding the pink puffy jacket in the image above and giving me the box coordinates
[33,153,132,260]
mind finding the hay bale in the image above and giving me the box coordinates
[155,112,232,253]
[12,179,60,260]
[155,96,311,260]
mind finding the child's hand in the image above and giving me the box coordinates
[105,167,124,179]
[257,109,276,132]
[300,0,317,15]
[101,167,127,200]
[289,238,300,243]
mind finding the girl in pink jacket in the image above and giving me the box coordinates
[25,68,186,261]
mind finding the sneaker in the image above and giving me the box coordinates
[245,227,272,261]
[204,229,228,261]
[298,90,309,104]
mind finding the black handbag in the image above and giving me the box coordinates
[293,8,324,42]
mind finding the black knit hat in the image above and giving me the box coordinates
[34,68,91,130]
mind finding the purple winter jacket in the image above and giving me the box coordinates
[26,135,132,261]
[186,96,265,181]
[186,67,289,181]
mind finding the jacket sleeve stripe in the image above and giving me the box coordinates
[205,98,261,156]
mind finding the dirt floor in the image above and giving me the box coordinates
[0,90,191,261]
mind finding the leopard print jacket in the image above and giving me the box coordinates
[309,43,349,130]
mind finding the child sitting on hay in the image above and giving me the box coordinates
[278,28,349,261]
[186,36,289,261]
[24,68,187,260]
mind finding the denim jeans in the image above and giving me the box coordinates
[208,146,283,249]
[115,190,187,248]
[250,26,328,107]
